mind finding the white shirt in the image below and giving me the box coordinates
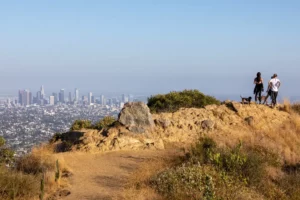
[269,78,281,92]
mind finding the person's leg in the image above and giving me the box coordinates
[274,92,278,105]
[255,91,258,102]
[263,94,269,104]
[258,90,262,103]
[270,91,275,107]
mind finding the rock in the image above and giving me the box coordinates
[225,101,240,113]
[154,118,171,129]
[118,102,154,133]
[58,190,71,197]
[245,116,254,126]
[201,119,215,130]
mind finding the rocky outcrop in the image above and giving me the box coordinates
[57,101,293,155]
[118,102,154,133]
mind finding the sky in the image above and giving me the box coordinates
[0,0,300,99]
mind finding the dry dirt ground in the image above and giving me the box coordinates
[57,150,175,200]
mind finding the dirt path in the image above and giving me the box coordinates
[58,150,173,200]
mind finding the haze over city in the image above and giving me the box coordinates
[1,1,299,99]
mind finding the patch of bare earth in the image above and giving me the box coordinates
[58,150,178,200]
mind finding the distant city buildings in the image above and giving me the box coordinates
[52,93,58,105]
[74,88,79,103]
[18,90,32,106]
[100,95,106,106]
[59,89,65,103]
[15,86,146,108]
[88,92,93,105]
[69,92,72,103]
[49,96,55,105]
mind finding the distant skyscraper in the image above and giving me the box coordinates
[52,93,58,104]
[49,96,55,105]
[40,85,45,99]
[100,95,106,106]
[122,94,129,103]
[18,90,22,105]
[69,92,72,103]
[18,90,32,106]
[82,95,88,104]
[88,92,93,105]
[74,88,79,102]
[59,89,65,103]
[36,91,41,101]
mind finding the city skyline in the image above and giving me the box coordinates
[8,84,140,108]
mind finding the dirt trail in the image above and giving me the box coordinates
[58,150,172,200]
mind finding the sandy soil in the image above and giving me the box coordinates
[58,150,172,200]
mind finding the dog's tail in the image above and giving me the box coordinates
[240,95,243,99]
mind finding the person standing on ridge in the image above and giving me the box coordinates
[268,74,281,108]
[254,72,264,104]
[262,75,274,105]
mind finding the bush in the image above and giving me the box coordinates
[151,164,205,200]
[277,174,300,199]
[147,89,220,113]
[291,103,300,115]
[151,138,269,199]
[0,166,39,200]
[70,120,92,131]
[93,116,116,130]
[188,139,265,186]
[16,154,55,175]
[0,136,14,165]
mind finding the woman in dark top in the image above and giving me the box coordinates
[254,72,264,104]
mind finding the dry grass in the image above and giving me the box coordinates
[0,166,39,200]
[123,153,181,200]
[207,113,300,165]
[291,102,300,115]
[0,144,72,200]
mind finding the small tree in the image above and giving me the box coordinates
[70,120,92,131]
[0,136,14,165]
[93,116,116,130]
[147,89,220,113]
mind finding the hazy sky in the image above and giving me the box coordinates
[0,1,299,98]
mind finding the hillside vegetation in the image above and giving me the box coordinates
[127,102,300,200]
[0,137,70,200]
[2,89,300,200]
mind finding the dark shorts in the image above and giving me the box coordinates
[267,90,272,96]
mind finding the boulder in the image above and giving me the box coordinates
[245,116,254,126]
[154,118,171,129]
[201,119,215,130]
[118,102,155,133]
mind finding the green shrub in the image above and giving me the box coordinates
[147,89,220,113]
[70,120,92,131]
[188,137,217,164]
[151,164,205,200]
[93,116,116,130]
[188,139,265,186]
[0,136,14,165]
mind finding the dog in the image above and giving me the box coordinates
[260,95,268,104]
[240,96,252,105]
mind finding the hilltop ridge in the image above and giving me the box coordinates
[54,101,298,164]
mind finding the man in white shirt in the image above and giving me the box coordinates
[268,73,281,107]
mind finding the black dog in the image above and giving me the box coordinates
[240,96,252,105]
